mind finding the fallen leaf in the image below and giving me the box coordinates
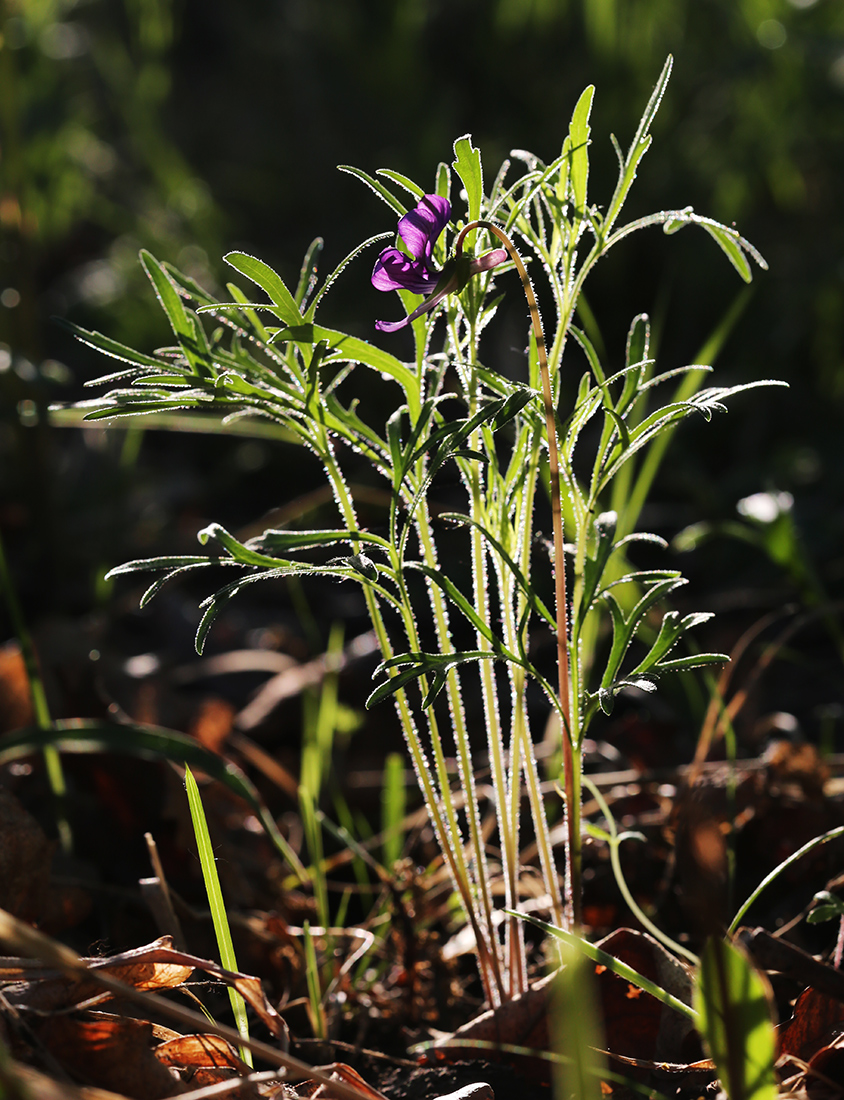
[806,1035,844,1100]
[5,937,195,1012]
[0,787,53,923]
[4,937,288,1046]
[154,1033,253,1090]
[34,1012,184,1099]
[424,929,700,1080]
[299,1064,389,1100]
[154,1033,249,1073]
[0,1054,130,1100]
[0,642,35,734]
[779,987,844,1063]
[595,929,697,1063]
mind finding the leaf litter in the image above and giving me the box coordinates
[3,603,844,1100]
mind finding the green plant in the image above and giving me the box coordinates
[63,56,783,1005]
[694,936,778,1100]
[184,764,252,1064]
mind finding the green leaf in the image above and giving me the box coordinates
[0,720,308,882]
[271,323,417,396]
[381,753,407,869]
[224,252,304,328]
[694,936,777,1100]
[605,55,673,233]
[512,911,696,1022]
[140,250,192,337]
[441,512,555,627]
[579,511,618,615]
[663,214,755,283]
[416,390,534,474]
[701,223,753,283]
[304,232,392,322]
[105,554,230,578]
[627,609,711,674]
[435,161,451,201]
[568,84,595,217]
[294,238,324,307]
[198,522,294,568]
[807,891,844,924]
[222,280,273,342]
[376,168,425,202]
[329,553,378,582]
[600,577,688,689]
[807,904,842,924]
[249,528,391,554]
[337,165,407,217]
[367,650,499,709]
[138,563,222,609]
[406,564,513,657]
[162,263,219,307]
[571,324,606,386]
[140,251,214,379]
[597,675,657,714]
[626,313,650,372]
[452,135,483,226]
[552,939,606,1100]
[730,827,844,933]
[58,318,166,370]
[184,765,252,1064]
[648,651,729,672]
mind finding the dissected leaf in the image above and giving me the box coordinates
[224,252,303,328]
[367,650,499,709]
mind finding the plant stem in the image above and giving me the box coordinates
[461,322,525,995]
[456,221,579,928]
[322,440,503,1002]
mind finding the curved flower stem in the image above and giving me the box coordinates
[455,221,579,929]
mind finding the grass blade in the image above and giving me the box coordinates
[184,765,252,1065]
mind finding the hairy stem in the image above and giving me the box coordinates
[456,222,579,928]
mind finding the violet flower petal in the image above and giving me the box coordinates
[375,278,456,333]
[468,248,508,275]
[396,194,451,265]
[371,248,440,295]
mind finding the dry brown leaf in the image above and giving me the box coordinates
[0,641,36,734]
[298,1064,389,1100]
[593,928,697,1063]
[806,1034,844,1100]
[0,787,53,923]
[4,936,287,1047]
[34,1012,185,1100]
[154,1034,249,1073]
[189,698,236,754]
[0,1055,132,1100]
[153,1034,253,1090]
[779,987,844,1063]
[427,928,699,1080]
[5,937,195,1012]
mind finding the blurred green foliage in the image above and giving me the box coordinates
[0,0,842,641]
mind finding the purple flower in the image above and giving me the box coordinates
[372,194,507,333]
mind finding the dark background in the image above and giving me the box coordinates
[1,0,843,747]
